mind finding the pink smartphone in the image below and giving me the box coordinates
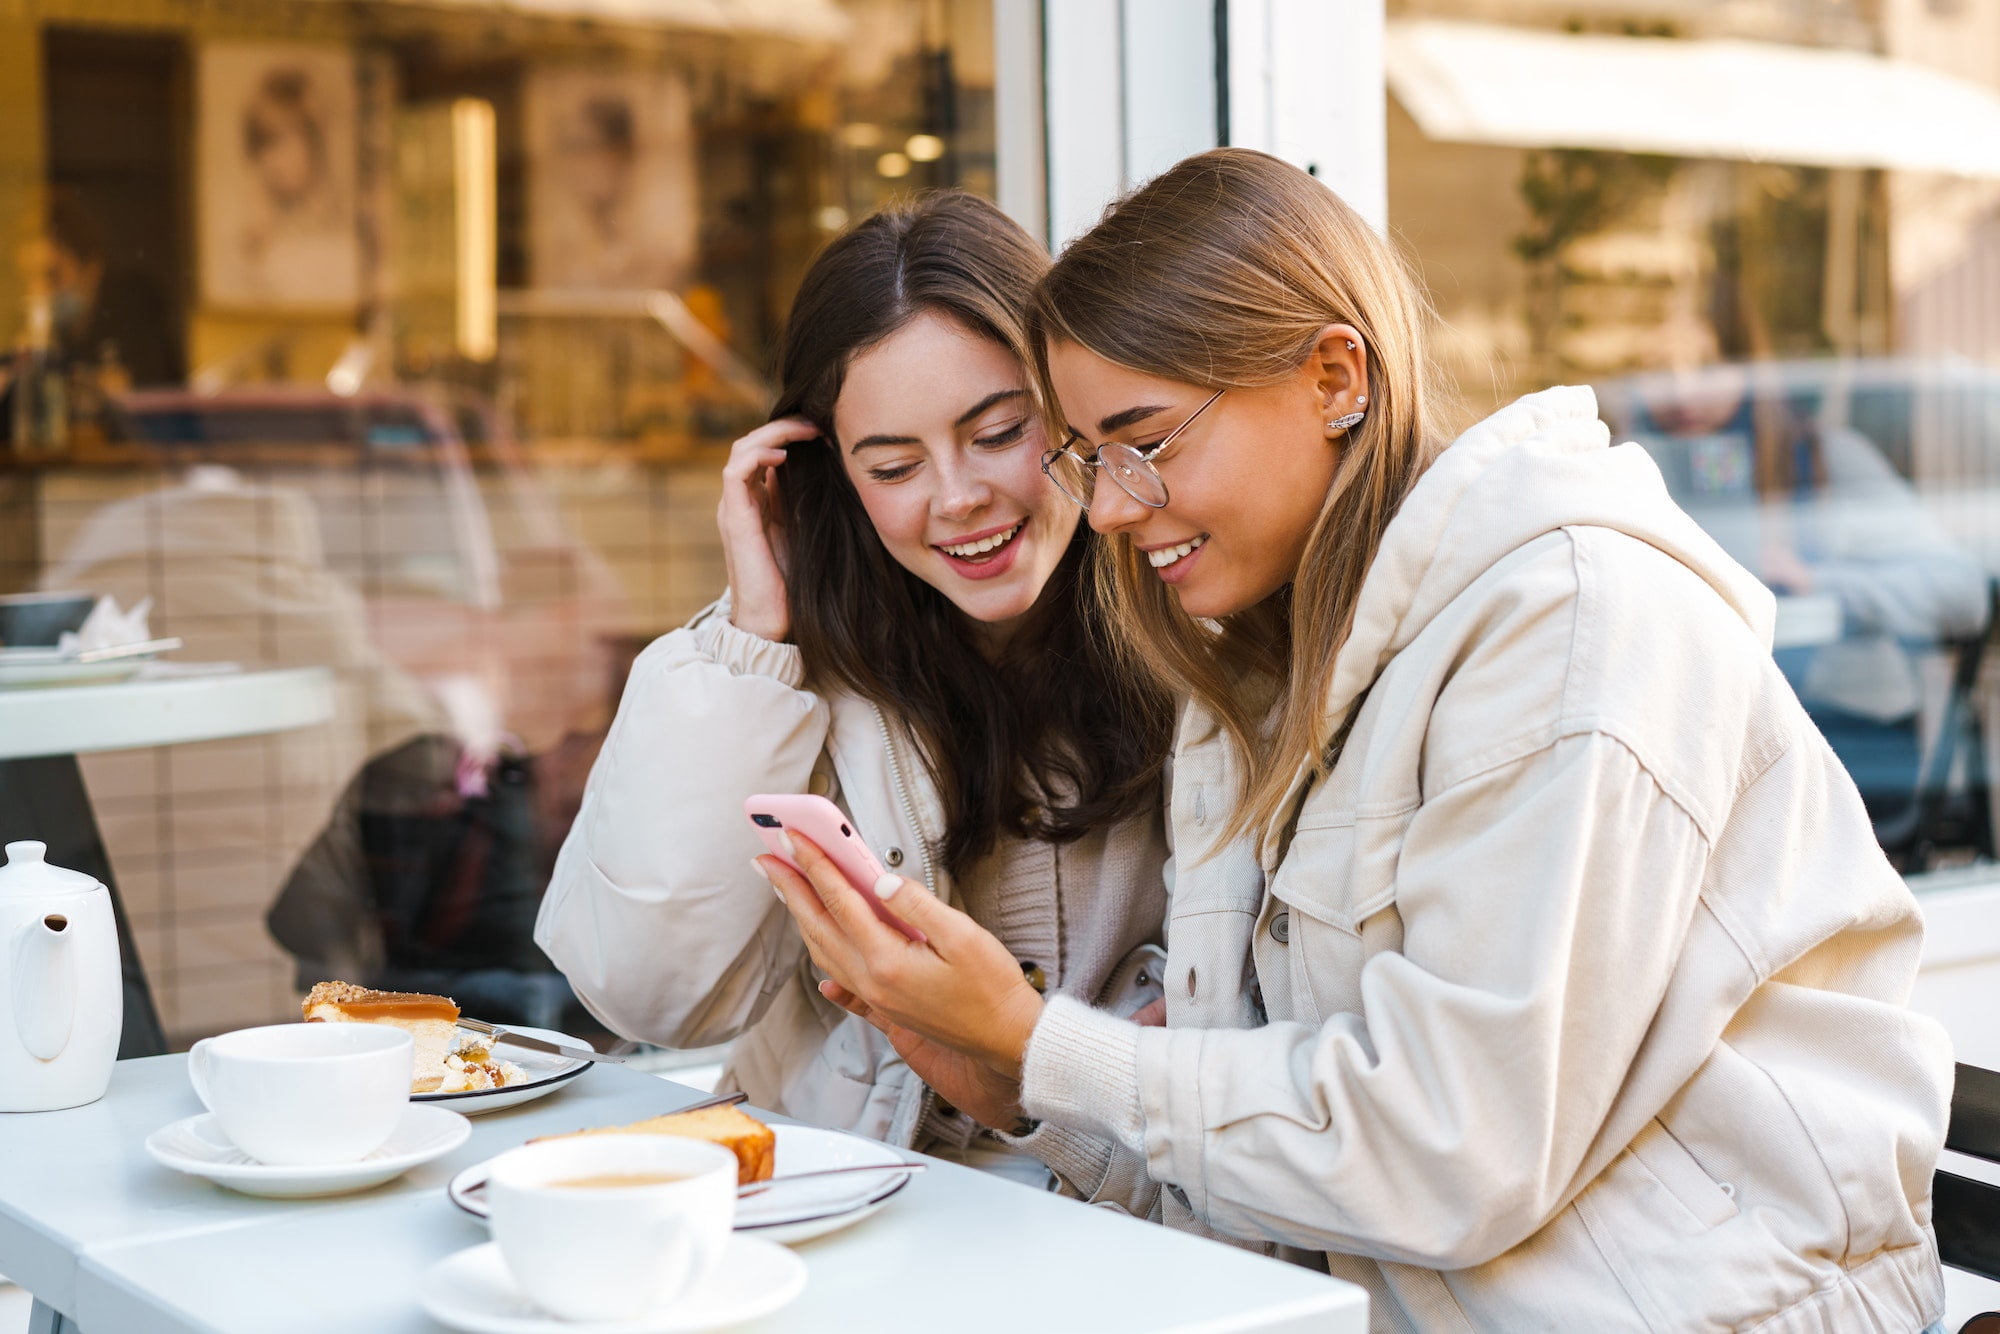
[746,793,923,941]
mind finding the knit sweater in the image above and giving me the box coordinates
[917,809,1167,1196]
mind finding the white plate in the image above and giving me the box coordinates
[0,646,158,689]
[449,1124,917,1244]
[419,1235,805,1334]
[145,1102,470,1198]
[415,1025,593,1115]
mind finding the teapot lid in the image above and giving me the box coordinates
[0,842,101,898]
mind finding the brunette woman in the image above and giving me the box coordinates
[535,191,1171,1204]
[766,151,1952,1332]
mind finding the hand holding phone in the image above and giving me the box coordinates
[745,793,924,941]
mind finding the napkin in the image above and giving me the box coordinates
[57,595,153,655]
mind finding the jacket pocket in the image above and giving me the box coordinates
[1266,810,1409,934]
[1260,817,1387,1023]
[1625,1119,1740,1230]
[1569,1118,1815,1332]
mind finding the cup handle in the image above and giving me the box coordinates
[186,1037,215,1111]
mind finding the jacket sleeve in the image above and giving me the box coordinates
[996,1119,1161,1216]
[1020,730,1713,1268]
[534,599,833,1048]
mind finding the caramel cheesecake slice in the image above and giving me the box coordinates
[303,980,459,1092]
[537,1105,776,1185]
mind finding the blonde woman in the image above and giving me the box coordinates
[762,151,1952,1333]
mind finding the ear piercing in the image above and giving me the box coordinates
[1327,411,1366,432]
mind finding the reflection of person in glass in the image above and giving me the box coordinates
[1629,321,1989,830]
[45,190,183,388]
[239,68,337,272]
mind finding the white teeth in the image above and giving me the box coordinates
[941,521,1025,558]
[1147,535,1208,568]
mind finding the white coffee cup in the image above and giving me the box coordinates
[486,1134,737,1322]
[187,1023,412,1166]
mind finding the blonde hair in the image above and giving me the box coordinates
[1027,148,1452,844]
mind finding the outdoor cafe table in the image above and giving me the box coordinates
[0,1056,1369,1333]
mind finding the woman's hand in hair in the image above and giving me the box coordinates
[757,833,1044,1077]
[719,417,819,642]
[818,980,1026,1130]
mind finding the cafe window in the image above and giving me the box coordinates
[0,0,996,1050]
[1387,0,2000,877]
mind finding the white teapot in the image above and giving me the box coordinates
[0,841,122,1111]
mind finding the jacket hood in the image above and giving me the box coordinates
[1319,385,1774,733]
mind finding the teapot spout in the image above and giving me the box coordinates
[12,913,77,1062]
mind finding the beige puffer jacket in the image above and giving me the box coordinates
[1022,387,1953,1332]
[534,599,1165,1207]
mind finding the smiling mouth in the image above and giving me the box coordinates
[1146,535,1207,569]
[938,520,1026,561]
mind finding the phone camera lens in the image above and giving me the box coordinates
[751,813,781,828]
[840,823,851,837]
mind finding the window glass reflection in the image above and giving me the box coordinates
[1389,0,2000,875]
[0,0,995,1048]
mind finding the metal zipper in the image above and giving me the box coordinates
[872,702,937,897]
[870,702,943,1149]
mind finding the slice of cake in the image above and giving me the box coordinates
[303,980,459,1093]
[538,1105,776,1184]
[436,1044,525,1094]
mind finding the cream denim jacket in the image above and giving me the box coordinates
[1023,387,1953,1332]
[534,599,1161,1207]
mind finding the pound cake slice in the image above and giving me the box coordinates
[303,980,459,1092]
[538,1104,776,1185]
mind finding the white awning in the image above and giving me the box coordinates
[1386,19,2000,178]
[364,0,850,41]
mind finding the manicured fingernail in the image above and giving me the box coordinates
[873,872,902,901]
[780,832,797,859]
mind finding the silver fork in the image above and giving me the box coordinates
[456,1017,628,1065]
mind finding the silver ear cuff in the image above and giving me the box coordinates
[1327,411,1366,432]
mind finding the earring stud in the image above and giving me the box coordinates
[1356,394,1368,406]
[1327,411,1366,432]
[1345,340,1357,350]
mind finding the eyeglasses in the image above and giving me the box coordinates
[1040,389,1225,511]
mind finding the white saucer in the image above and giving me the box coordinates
[419,1236,806,1334]
[145,1103,471,1198]
[448,1124,916,1244]
[415,1025,593,1116]
[0,645,158,689]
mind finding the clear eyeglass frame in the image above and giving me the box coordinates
[1040,388,1226,511]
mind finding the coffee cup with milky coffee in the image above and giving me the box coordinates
[486,1133,737,1321]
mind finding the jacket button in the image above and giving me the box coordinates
[1185,967,1198,999]
[884,846,904,867]
[1270,912,1290,944]
[1021,962,1047,993]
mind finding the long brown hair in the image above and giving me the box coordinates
[1027,149,1451,843]
[773,191,1168,879]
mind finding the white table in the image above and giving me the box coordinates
[0,669,337,1056]
[0,667,336,761]
[0,1058,1368,1334]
